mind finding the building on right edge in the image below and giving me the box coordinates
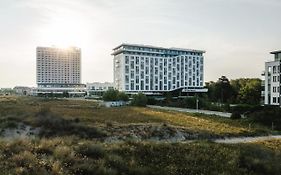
[112,43,207,95]
[262,50,281,105]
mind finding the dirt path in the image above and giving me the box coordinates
[214,135,281,144]
[148,105,231,118]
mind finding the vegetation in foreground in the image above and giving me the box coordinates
[0,138,280,175]
[0,96,280,175]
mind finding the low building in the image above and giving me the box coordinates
[36,84,87,97]
[0,88,15,96]
[86,82,114,97]
[14,86,34,96]
[263,50,281,105]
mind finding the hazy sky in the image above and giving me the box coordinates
[0,0,281,88]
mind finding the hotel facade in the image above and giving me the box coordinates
[36,46,86,96]
[112,44,206,94]
[263,50,281,105]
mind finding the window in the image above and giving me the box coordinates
[145,76,149,84]
[125,56,129,64]
[273,66,276,74]
[141,71,144,79]
[125,65,129,74]
[131,81,134,90]
[141,62,144,69]
[136,76,140,84]
[131,71,134,78]
[125,75,129,83]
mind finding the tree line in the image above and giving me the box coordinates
[206,76,262,105]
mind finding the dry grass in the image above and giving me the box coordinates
[0,96,279,175]
[252,139,281,151]
[0,96,271,137]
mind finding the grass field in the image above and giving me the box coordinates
[0,96,280,175]
[0,96,272,138]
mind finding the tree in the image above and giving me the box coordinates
[117,92,129,101]
[131,93,148,107]
[102,89,119,101]
[183,97,197,108]
[238,79,261,105]
[230,78,262,105]
[206,76,235,103]
[103,89,129,102]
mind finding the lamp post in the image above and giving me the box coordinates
[279,60,281,108]
[196,96,199,112]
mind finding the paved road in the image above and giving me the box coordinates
[148,105,231,118]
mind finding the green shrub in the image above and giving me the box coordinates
[230,104,262,114]
[117,92,129,101]
[103,89,129,102]
[35,109,106,138]
[248,107,281,130]
[183,97,197,108]
[231,112,241,120]
[131,93,148,107]
[239,144,281,175]
[103,89,119,101]
[37,106,51,117]
[76,143,106,159]
[106,154,128,172]
[147,97,157,105]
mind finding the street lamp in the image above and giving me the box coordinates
[279,60,281,108]
[196,96,199,112]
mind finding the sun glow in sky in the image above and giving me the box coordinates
[37,8,92,48]
[0,0,281,87]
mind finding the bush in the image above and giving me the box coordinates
[35,108,106,138]
[183,97,197,108]
[147,97,157,105]
[37,106,51,116]
[76,143,106,159]
[248,107,281,130]
[117,92,129,101]
[230,104,262,114]
[239,144,280,175]
[103,89,119,101]
[231,112,241,120]
[103,89,129,102]
[131,93,148,107]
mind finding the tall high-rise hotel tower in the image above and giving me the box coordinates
[112,44,206,94]
[36,46,82,89]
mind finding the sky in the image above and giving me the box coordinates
[0,0,281,88]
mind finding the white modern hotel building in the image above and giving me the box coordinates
[112,44,207,94]
[36,46,86,96]
[263,50,281,105]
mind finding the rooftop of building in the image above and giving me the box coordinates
[36,46,81,51]
[112,43,205,53]
[270,50,281,54]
